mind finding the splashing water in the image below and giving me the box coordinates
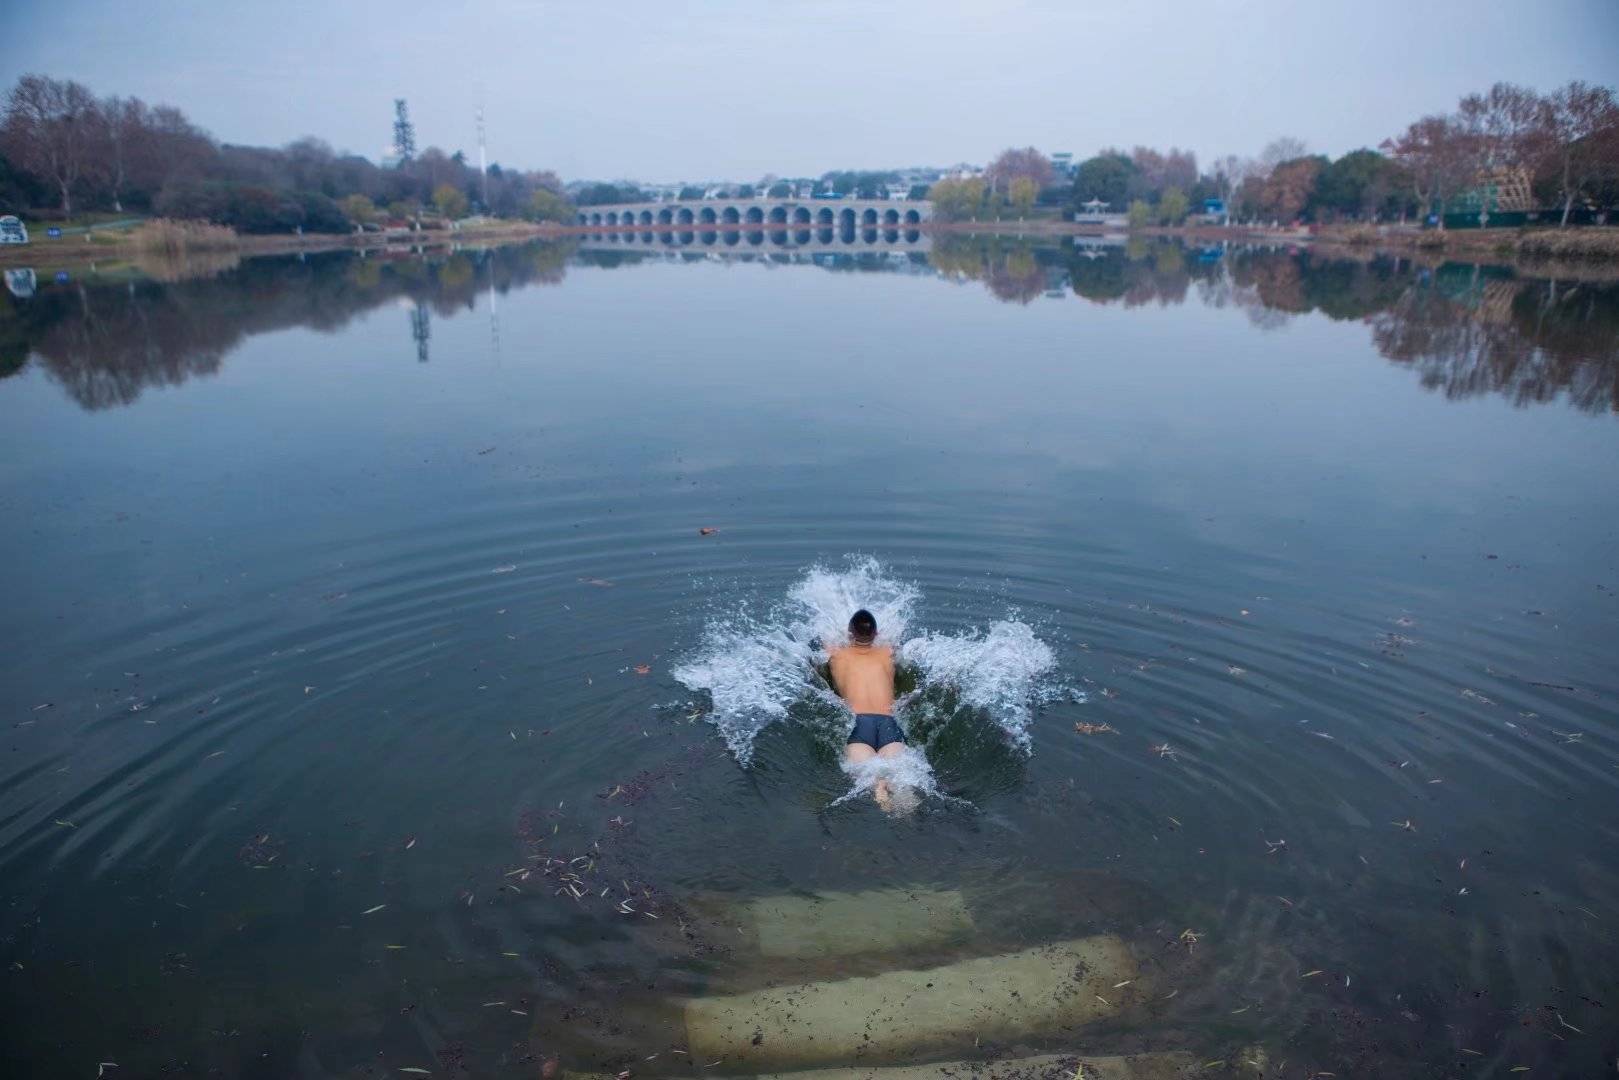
[899,620,1063,752]
[672,558,1069,803]
[829,748,946,814]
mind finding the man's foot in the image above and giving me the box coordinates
[873,778,893,811]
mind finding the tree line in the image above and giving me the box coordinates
[929,80,1616,228]
[0,75,575,233]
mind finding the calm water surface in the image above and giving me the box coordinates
[1,237,1617,1078]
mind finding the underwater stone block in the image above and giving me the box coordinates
[683,935,1140,1070]
[752,1051,1198,1079]
[745,888,975,958]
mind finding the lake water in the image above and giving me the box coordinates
[1,235,1616,1078]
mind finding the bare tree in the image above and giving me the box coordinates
[2,74,103,216]
[1458,82,1545,175]
[1538,80,1619,227]
[1383,115,1473,229]
[1211,154,1255,222]
[1257,137,1308,176]
[98,95,149,213]
[983,147,1054,197]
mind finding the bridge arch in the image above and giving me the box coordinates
[905,209,921,225]
[862,208,878,226]
[639,210,654,226]
[700,207,718,224]
[768,206,788,224]
[883,209,899,225]
[677,207,694,225]
[721,206,740,224]
[793,207,812,225]
[817,207,834,226]
[746,206,765,224]
[839,208,856,228]
[657,208,673,225]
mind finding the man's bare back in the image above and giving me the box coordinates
[827,642,895,716]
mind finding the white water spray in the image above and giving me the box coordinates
[672,557,1070,804]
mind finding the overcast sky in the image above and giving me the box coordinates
[8,0,1618,183]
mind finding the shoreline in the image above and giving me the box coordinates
[3,215,1615,279]
[0,220,562,271]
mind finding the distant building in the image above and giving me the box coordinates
[1051,152,1075,179]
[1452,166,1537,221]
[1199,198,1227,224]
[1074,198,1127,228]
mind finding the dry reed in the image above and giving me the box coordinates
[130,218,240,256]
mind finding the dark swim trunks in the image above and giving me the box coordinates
[847,713,906,751]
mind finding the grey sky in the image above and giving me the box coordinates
[9,0,1618,183]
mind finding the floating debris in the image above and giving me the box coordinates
[362,904,386,915]
[492,565,517,574]
[1073,721,1115,735]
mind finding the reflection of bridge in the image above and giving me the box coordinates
[575,198,930,229]
[577,226,930,258]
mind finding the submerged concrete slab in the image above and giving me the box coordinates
[754,1051,1198,1080]
[684,935,1141,1071]
[746,889,975,958]
[564,1052,1195,1080]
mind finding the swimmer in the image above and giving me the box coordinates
[827,609,912,812]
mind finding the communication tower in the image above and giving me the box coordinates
[393,99,416,163]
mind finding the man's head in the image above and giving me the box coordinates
[848,609,877,644]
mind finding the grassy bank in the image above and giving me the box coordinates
[0,218,559,272]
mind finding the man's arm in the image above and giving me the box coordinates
[817,644,841,694]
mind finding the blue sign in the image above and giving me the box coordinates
[46,227,62,238]
[54,270,70,283]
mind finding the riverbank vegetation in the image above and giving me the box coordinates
[0,75,576,234]
[927,80,1616,238]
[129,218,239,256]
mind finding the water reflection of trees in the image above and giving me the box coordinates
[2,242,572,410]
[1067,240,1617,414]
[6,236,1616,415]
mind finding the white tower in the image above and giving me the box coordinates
[475,97,489,211]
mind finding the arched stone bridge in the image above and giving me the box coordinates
[574,198,931,229]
